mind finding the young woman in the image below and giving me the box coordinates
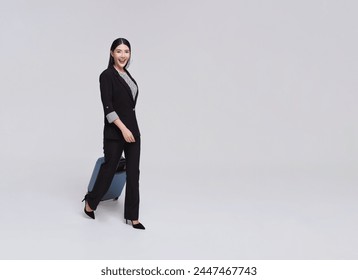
[82,38,145,230]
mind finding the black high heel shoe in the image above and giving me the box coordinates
[126,219,145,230]
[82,196,95,219]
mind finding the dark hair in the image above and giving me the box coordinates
[108,38,132,69]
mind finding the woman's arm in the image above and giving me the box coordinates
[113,118,135,143]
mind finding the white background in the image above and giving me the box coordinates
[0,0,357,259]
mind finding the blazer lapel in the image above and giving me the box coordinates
[125,69,139,106]
[110,66,136,105]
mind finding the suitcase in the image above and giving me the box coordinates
[87,157,126,201]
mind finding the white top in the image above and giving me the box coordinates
[117,70,138,100]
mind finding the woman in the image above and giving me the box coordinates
[82,38,145,230]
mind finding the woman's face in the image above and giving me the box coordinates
[111,44,130,69]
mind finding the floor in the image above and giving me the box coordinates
[1,157,357,260]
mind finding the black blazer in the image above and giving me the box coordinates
[99,65,140,140]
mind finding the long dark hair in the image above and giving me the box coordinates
[108,38,132,69]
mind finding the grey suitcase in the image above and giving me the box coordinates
[87,157,126,201]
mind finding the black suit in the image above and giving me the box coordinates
[86,65,141,220]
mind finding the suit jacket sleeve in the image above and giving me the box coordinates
[99,71,115,116]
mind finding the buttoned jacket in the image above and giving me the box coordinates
[99,65,140,140]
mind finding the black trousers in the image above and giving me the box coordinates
[86,137,141,220]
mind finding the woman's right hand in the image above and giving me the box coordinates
[121,127,136,143]
[113,118,135,143]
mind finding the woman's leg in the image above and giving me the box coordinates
[123,136,141,220]
[86,139,125,210]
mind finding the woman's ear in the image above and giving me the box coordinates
[110,51,114,58]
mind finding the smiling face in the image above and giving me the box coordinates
[111,43,130,71]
